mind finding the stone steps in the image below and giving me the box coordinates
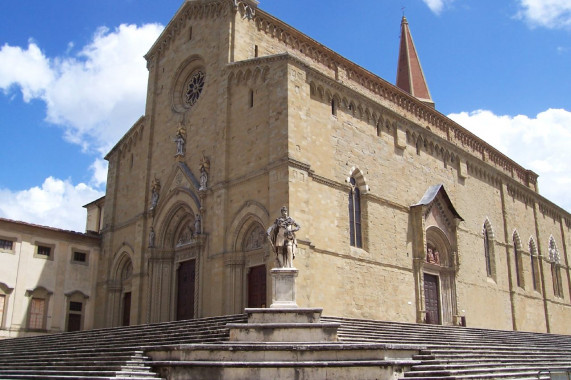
[323,316,571,379]
[1,313,570,379]
[0,314,247,379]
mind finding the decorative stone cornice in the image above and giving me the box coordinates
[252,8,538,190]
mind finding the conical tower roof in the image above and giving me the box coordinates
[396,16,434,108]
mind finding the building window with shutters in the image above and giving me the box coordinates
[28,298,46,330]
[349,177,362,248]
[0,238,14,252]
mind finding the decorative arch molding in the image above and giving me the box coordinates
[64,290,90,300]
[227,200,269,252]
[483,218,496,241]
[228,65,270,86]
[512,230,523,252]
[346,167,370,194]
[529,237,538,255]
[155,200,200,249]
[426,226,454,268]
[110,247,135,284]
[25,286,53,298]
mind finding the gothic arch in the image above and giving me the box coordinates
[426,226,453,267]
[227,201,269,252]
[154,190,201,249]
[347,167,369,194]
[111,249,134,284]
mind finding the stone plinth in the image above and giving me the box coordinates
[270,268,298,308]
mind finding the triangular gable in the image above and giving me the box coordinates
[413,184,463,221]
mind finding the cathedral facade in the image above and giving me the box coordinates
[88,0,571,334]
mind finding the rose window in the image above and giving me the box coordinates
[185,71,205,107]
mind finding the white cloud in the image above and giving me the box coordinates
[90,158,109,188]
[0,23,163,156]
[0,23,163,231]
[448,109,571,212]
[516,0,571,29]
[0,177,104,232]
[0,41,54,102]
[421,0,455,15]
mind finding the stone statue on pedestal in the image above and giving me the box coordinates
[266,206,300,268]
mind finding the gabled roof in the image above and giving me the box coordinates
[413,184,463,221]
[396,16,434,108]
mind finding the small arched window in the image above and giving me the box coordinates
[482,219,495,279]
[513,231,524,288]
[349,177,362,248]
[529,238,540,292]
[484,228,492,277]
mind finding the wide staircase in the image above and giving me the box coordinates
[0,314,247,379]
[0,314,570,379]
[324,316,571,379]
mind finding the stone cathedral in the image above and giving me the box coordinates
[86,0,571,334]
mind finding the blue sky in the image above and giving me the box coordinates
[1,0,570,231]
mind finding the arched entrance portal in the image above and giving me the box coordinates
[412,185,463,326]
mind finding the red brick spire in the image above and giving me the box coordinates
[396,16,434,108]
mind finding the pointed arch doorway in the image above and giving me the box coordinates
[412,185,463,326]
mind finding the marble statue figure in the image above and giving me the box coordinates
[266,206,300,268]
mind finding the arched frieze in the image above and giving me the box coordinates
[226,200,269,252]
[228,65,270,86]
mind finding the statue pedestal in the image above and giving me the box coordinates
[270,268,298,308]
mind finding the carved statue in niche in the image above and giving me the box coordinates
[426,245,440,265]
[244,225,266,251]
[194,214,201,236]
[266,206,301,268]
[174,125,186,157]
[148,227,155,248]
[149,177,161,211]
[199,154,209,191]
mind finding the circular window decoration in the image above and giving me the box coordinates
[184,71,205,107]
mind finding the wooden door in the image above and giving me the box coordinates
[122,292,131,326]
[248,265,267,308]
[424,273,441,325]
[67,313,81,332]
[177,260,196,320]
